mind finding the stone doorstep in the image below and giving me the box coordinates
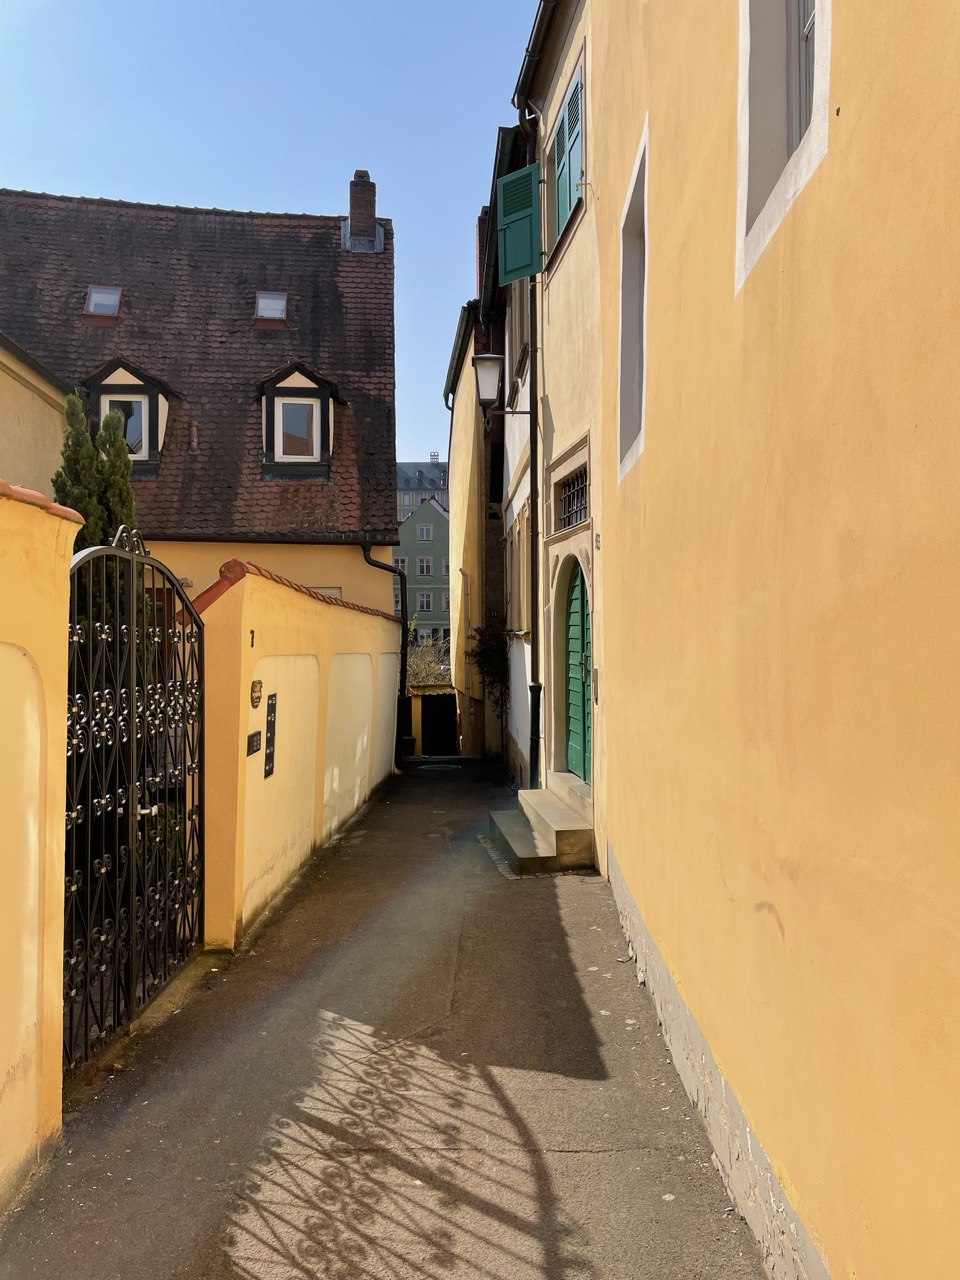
[489,789,595,875]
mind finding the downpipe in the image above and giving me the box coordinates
[362,544,410,768]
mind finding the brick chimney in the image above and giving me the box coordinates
[349,170,377,241]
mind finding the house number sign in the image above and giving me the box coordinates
[264,693,277,778]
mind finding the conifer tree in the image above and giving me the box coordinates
[51,396,139,549]
[52,394,107,550]
[97,408,137,538]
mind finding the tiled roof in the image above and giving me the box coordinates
[0,188,397,544]
[397,461,448,488]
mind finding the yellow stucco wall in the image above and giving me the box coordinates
[199,567,400,947]
[147,541,395,613]
[0,483,79,1209]
[447,331,485,755]
[586,1,960,1275]
[0,350,68,498]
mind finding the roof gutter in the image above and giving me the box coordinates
[512,0,561,112]
[442,300,480,410]
[479,127,522,326]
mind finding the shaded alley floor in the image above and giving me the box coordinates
[0,763,763,1280]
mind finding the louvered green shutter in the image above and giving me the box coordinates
[555,114,569,237]
[556,71,584,239]
[497,163,542,285]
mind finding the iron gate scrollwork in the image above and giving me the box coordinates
[64,527,204,1071]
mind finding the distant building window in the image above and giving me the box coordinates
[394,556,407,573]
[417,557,432,577]
[85,285,121,317]
[442,592,450,612]
[417,524,432,542]
[558,466,588,530]
[417,592,433,612]
[101,394,149,461]
[276,398,320,461]
[256,291,287,320]
[417,628,432,643]
[394,591,401,613]
[443,559,449,578]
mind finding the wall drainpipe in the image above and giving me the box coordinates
[362,544,410,768]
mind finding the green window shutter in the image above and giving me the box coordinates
[556,71,584,240]
[497,163,542,285]
[566,72,583,221]
[555,115,569,237]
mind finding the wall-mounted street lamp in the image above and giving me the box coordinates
[473,352,530,424]
[473,354,504,411]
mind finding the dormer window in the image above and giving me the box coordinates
[102,393,149,461]
[84,357,180,480]
[84,286,121,321]
[255,291,287,322]
[277,398,320,461]
[259,361,341,480]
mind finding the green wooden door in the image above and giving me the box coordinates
[566,564,592,783]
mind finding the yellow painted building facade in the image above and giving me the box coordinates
[466,0,960,1274]
[0,336,69,498]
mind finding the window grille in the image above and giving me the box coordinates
[558,466,588,530]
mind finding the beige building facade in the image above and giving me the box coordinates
[0,333,70,498]
[449,0,960,1275]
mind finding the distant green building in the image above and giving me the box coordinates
[394,497,450,642]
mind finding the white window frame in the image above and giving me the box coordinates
[101,393,150,462]
[256,290,287,320]
[443,559,450,578]
[417,557,432,577]
[735,0,832,292]
[442,592,450,612]
[417,592,433,612]
[417,628,433,644]
[394,556,407,573]
[618,118,649,484]
[416,524,432,542]
[85,285,121,316]
[275,396,321,462]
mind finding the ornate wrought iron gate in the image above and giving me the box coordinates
[64,528,204,1071]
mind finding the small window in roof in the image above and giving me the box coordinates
[256,291,287,320]
[85,286,121,317]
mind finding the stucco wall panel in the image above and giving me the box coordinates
[200,566,399,947]
[0,485,78,1210]
[0,353,67,498]
[243,655,320,925]
[323,653,373,839]
[588,0,960,1274]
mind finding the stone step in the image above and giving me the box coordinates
[489,809,561,875]
[518,788,594,868]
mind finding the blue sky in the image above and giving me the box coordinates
[0,0,534,460]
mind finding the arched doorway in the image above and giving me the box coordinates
[564,562,592,783]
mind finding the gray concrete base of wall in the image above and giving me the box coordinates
[607,844,832,1280]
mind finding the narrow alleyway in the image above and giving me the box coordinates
[0,764,763,1280]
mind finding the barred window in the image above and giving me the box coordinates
[558,466,588,530]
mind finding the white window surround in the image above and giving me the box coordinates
[101,393,150,462]
[86,285,121,316]
[735,0,832,293]
[256,290,287,319]
[275,396,321,462]
[394,556,407,572]
[417,525,432,542]
[417,557,432,577]
[417,593,433,612]
[618,117,649,485]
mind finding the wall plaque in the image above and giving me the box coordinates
[247,731,262,756]
[264,693,277,778]
[250,679,263,709]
